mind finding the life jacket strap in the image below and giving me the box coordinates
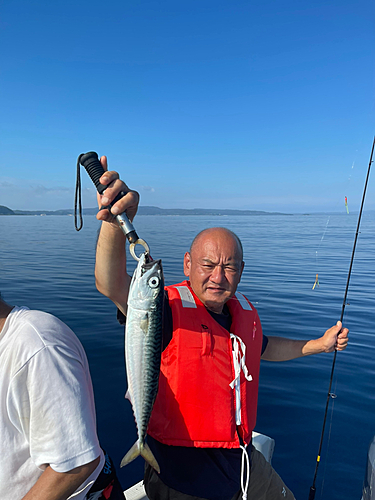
[240,444,250,500]
[229,334,253,425]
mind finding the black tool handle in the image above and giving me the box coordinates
[79,152,108,194]
[78,151,139,243]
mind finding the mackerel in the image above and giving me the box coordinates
[121,253,164,473]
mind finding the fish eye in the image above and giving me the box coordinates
[148,276,160,289]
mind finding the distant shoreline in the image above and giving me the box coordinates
[0,205,289,216]
[1,205,366,217]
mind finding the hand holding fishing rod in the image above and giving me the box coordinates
[318,321,349,353]
[75,152,150,261]
[308,136,375,500]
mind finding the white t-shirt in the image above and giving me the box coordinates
[0,306,105,500]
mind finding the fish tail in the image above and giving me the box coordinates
[120,440,160,473]
[141,442,161,473]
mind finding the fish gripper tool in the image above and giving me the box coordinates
[77,151,150,261]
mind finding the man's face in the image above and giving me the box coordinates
[183,229,244,314]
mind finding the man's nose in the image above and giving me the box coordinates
[210,265,226,282]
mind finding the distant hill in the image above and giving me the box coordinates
[12,209,77,216]
[137,206,286,216]
[1,205,288,216]
[0,205,15,215]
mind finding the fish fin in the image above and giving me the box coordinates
[120,440,141,468]
[140,313,149,334]
[141,442,161,474]
[125,390,132,403]
[120,440,160,473]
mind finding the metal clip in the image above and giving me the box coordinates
[129,239,150,261]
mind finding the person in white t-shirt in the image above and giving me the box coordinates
[0,295,123,500]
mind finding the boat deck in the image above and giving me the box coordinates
[124,480,147,500]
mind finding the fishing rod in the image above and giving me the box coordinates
[74,151,150,261]
[308,136,375,500]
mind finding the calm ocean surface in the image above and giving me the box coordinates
[1,212,374,499]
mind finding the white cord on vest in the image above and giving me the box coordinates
[240,445,250,500]
[229,334,253,425]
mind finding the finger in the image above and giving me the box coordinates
[338,328,349,339]
[100,178,127,206]
[336,334,349,349]
[328,321,343,337]
[100,155,108,172]
[336,343,348,351]
[111,190,139,216]
[100,170,120,189]
[96,208,115,222]
[337,336,348,345]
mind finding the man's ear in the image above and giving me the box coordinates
[183,252,191,277]
[239,261,245,281]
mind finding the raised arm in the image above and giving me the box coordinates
[262,321,349,362]
[95,156,140,316]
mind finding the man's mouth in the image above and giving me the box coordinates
[206,286,226,293]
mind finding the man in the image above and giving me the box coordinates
[94,157,349,500]
[0,294,124,500]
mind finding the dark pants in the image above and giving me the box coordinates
[144,446,295,500]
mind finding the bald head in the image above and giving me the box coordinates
[190,227,243,263]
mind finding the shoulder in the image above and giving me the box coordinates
[2,307,86,374]
[9,306,80,345]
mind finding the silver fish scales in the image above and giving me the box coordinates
[121,253,164,473]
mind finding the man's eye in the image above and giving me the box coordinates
[224,267,239,273]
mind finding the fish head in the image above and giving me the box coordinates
[129,253,164,309]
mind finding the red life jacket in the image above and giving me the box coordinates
[147,281,263,448]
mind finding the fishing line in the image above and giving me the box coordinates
[256,153,358,304]
[313,152,358,291]
[253,274,298,305]
[313,216,330,290]
[308,136,375,500]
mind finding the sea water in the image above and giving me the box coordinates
[1,212,374,499]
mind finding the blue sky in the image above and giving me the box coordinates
[1,0,374,212]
